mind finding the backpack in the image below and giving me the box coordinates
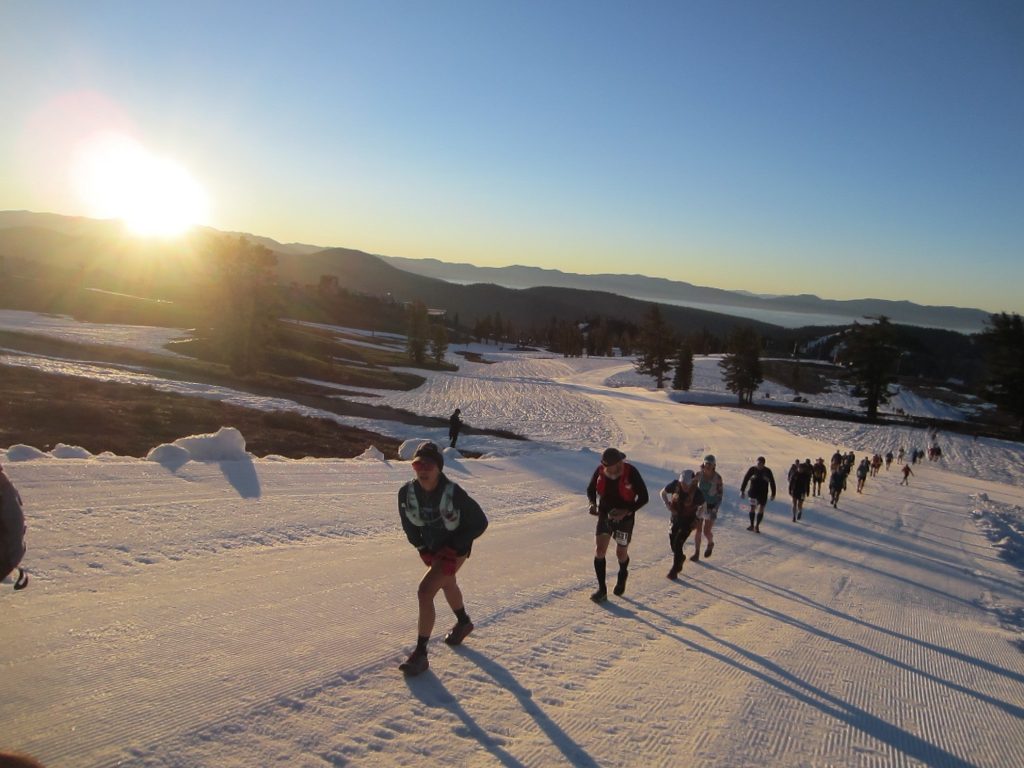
[595,463,638,503]
[0,473,28,590]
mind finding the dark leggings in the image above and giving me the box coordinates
[669,519,695,567]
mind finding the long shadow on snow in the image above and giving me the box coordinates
[149,452,262,499]
[613,596,981,768]
[404,670,526,768]
[834,507,1020,595]
[454,646,601,768]
[687,576,1024,719]
[806,500,976,567]
[716,564,1024,687]
[787,511,1018,606]
[831,502,1004,569]
[219,458,261,499]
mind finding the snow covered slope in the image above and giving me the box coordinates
[2,346,1022,768]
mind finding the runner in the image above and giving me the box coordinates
[397,442,489,676]
[900,463,914,486]
[790,459,812,521]
[660,469,704,579]
[829,463,848,508]
[586,448,649,602]
[871,453,883,477]
[855,457,871,493]
[693,455,724,561]
[740,456,776,533]
[811,458,827,497]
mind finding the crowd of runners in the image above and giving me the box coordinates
[579,441,938,604]
[396,432,942,675]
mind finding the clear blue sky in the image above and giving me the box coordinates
[2,0,1022,313]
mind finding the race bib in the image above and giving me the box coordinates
[613,530,630,546]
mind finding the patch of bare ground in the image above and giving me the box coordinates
[0,365,402,459]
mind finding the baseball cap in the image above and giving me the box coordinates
[680,469,695,484]
[703,454,716,466]
[601,447,626,466]
[412,441,444,471]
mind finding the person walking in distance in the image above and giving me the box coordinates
[829,462,849,508]
[740,456,776,533]
[790,459,812,521]
[811,458,827,497]
[448,408,463,448]
[855,457,871,493]
[900,463,914,485]
[693,455,724,561]
[661,469,704,579]
[586,448,649,602]
[397,442,488,676]
[830,450,843,474]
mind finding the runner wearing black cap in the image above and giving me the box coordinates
[586,447,649,602]
[397,441,488,676]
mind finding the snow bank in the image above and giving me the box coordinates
[146,444,192,467]
[3,444,52,461]
[51,443,94,459]
[971,493,1024,574]
[355,446,386,461]
[398,438,434,460]
[146,427,250,466]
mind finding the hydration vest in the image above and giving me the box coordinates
[403,480,460,531]
[595,463,637,502]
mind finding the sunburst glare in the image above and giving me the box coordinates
[71,132,210,237]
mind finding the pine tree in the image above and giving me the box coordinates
[633,305,675,388]
[672,343,694,390]
[429,322,449,364]
[207,235,279,375]
[841,316,902,421]
[719,326,762,405]
[406,301,429,364]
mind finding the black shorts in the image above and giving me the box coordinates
[596,513,635,546]
[748,492,768,506]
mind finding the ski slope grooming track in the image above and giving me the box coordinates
[1,352,1022,767]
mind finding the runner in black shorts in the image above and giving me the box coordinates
[740,456,776,533]
[586,447,649,603]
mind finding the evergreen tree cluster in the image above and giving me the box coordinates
[719,326,763,404]
[205,236,279,375]
[979,312,1024,435]
[838,317,901,421]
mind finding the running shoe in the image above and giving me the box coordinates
[399,648,429,676]
[444,621,474,646]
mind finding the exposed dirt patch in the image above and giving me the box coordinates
[0,365,403,459]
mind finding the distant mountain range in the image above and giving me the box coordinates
[378,256,991,333]
[0,210,992,333]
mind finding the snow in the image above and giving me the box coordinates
[1,317,1023,768]
[0,309,190,356]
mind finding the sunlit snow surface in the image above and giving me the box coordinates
[2,312,1022,768]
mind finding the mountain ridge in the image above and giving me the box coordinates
[0,210,992,332]
[378,255,991,332]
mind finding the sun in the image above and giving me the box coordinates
[71,132,210,237]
